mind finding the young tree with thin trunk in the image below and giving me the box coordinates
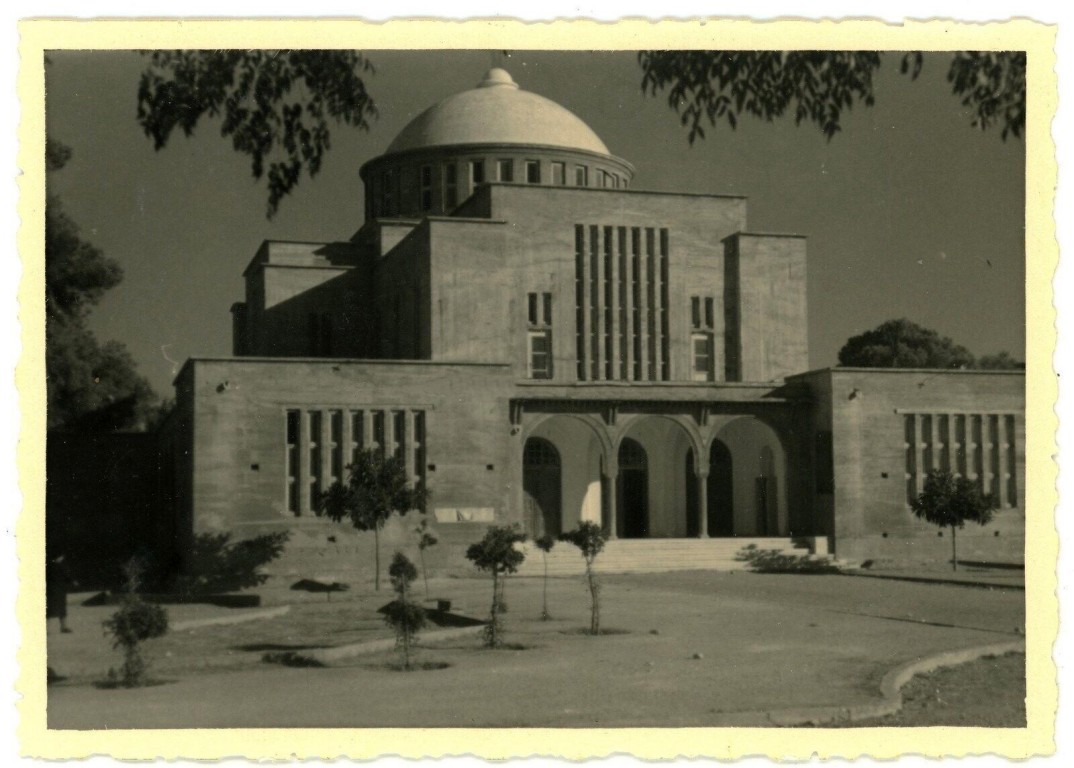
[559,522,608,635]
[534,534,556,621]
[414,516,438,600]
[465,526,527,648]
[320,448,427,591]
[910,469,997,571]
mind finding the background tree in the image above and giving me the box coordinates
[534,534,556,621]
[137,50,377,217]
[136,50,1023,218]
[838,318,976,369]
[638,51,1025,144]
[46,139,157,431]
[977,351,1023,370]
[383,552,426,670]
[465,526,527,648]
[558,522,608,636]
[320,448,428,591]
[910,469,998,571]
[414,516,439,600]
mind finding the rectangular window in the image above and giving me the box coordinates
[393,411,406,463]
[575,225,586,380]
[705,297,714,329]
[497,159,514,182]
[528,291,553,379]
[525,160,541,184]
[575,165,588,187]
[471,160,485,186]
[551,161,566,185]
[420,165,433,212]
[351,411,364,465]
[528,331,552,379]
[443,162,458,209]
[691,332,713,382]
[373,411,385,457]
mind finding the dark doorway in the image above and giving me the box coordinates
[617,438,648,539]
[523,438,561,537]
[708,440,734,536]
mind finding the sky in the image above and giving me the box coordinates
[45,49,1026,399]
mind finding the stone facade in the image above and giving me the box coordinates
[156,68,1026,579]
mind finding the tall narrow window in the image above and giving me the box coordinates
[308,411,323,512]
[575,165,588,187]
[525,160,541,184]
[471,160,486,186]
[690,293,714,381]
[551,161,566,185]
[497,159,514,182]
[443,162,458,209]
[286,410,300,515]
[527,291,553,379]
[420,165,433,212]
[381,169,394,215]
[329,410,343,486]
[351,410,365,465]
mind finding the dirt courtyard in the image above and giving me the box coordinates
[46,571,1025,729]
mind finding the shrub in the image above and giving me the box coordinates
[174,530,290,596]
[102,557,169,687]
[558,522,608,635]
[384,552,426,670]
[734,544,842,574]
[465,526,527,647]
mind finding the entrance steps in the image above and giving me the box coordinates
[513,537,811,577]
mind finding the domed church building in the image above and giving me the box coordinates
[160,69,1025,578]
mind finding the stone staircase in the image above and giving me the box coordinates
[513,537,813,577]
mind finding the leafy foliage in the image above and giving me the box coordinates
[466,526,527,647]
[838,318,975,369]
[385,552,426,670]
[137,50,377,217]
[46,140,157,431]
[102,557,169,687]
[910,469,998,571]
[320,448,427,591]
[734,544,842,574]
[558,522,608,635]
[173,531,290,596]
[639,51,1025,144]
[976,351,1023,370]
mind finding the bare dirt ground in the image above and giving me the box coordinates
[47,571,1025,729]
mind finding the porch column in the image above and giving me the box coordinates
[603,460,618,540]
[696,467,710,538]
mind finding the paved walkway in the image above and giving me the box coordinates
[47,571,1024,729]
[843,564,1024,590]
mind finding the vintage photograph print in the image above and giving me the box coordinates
[20,19,1056,761]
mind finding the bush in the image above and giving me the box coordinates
[734,544,842,574]
[174,530,290,596]
[102,557,169,687]
[385,552,426,670]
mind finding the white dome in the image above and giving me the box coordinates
[385,68,612,156]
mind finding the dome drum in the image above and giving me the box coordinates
[361,144,635,220]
